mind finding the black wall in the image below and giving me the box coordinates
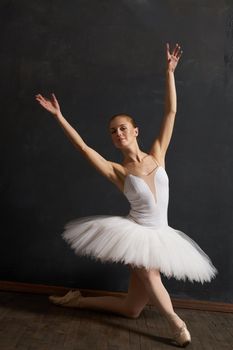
[1,0,233,303]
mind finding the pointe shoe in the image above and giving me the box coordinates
[173,321,191,347]
[49,289,82,307]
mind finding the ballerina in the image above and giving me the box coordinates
[35,43,217,347]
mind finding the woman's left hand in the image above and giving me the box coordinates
[166,43,183,72]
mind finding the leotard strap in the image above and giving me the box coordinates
[149,154,160,168]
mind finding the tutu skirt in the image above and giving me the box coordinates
[62,214,217,284]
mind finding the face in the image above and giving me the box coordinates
[109,116,138,149]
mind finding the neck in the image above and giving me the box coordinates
[121,145,147,164]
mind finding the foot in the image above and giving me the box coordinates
[49,289,82,307]
[173,321,191,347]
[167,313,191,347]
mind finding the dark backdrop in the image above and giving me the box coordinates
[0,0,232,303]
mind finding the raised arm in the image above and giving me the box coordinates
[149,43,183,163]
[35,93,119,182]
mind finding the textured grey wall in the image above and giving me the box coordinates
[0,0,232,302]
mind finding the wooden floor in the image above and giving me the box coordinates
[0,291,232,350]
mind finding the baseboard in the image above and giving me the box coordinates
[0,280,232,313]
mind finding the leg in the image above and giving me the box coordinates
[49,267,149,318]
[133,267,185,332]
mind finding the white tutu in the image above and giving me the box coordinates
[62,166,218,284]
[62,214,217,284]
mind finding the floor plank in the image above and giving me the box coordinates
[0,291,232,350]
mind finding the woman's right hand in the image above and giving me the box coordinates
[35,93,61,117]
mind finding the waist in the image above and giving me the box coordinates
[126,211,168,229]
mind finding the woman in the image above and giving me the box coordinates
[35,43,217,347]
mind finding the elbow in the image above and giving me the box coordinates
[80,144,88,154]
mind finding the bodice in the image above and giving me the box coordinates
[123,166,169,228]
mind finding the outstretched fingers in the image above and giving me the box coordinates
[166,42,170,59]
[35,94,47,104]
[51,93,60,109]
[177,47,183,59]
[51,93,57,103]
[35,92,61,115]
[172,43,183,59]
[35,93,42,101]
[35,95,48,107]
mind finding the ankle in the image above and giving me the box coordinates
[166,313,184,331]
